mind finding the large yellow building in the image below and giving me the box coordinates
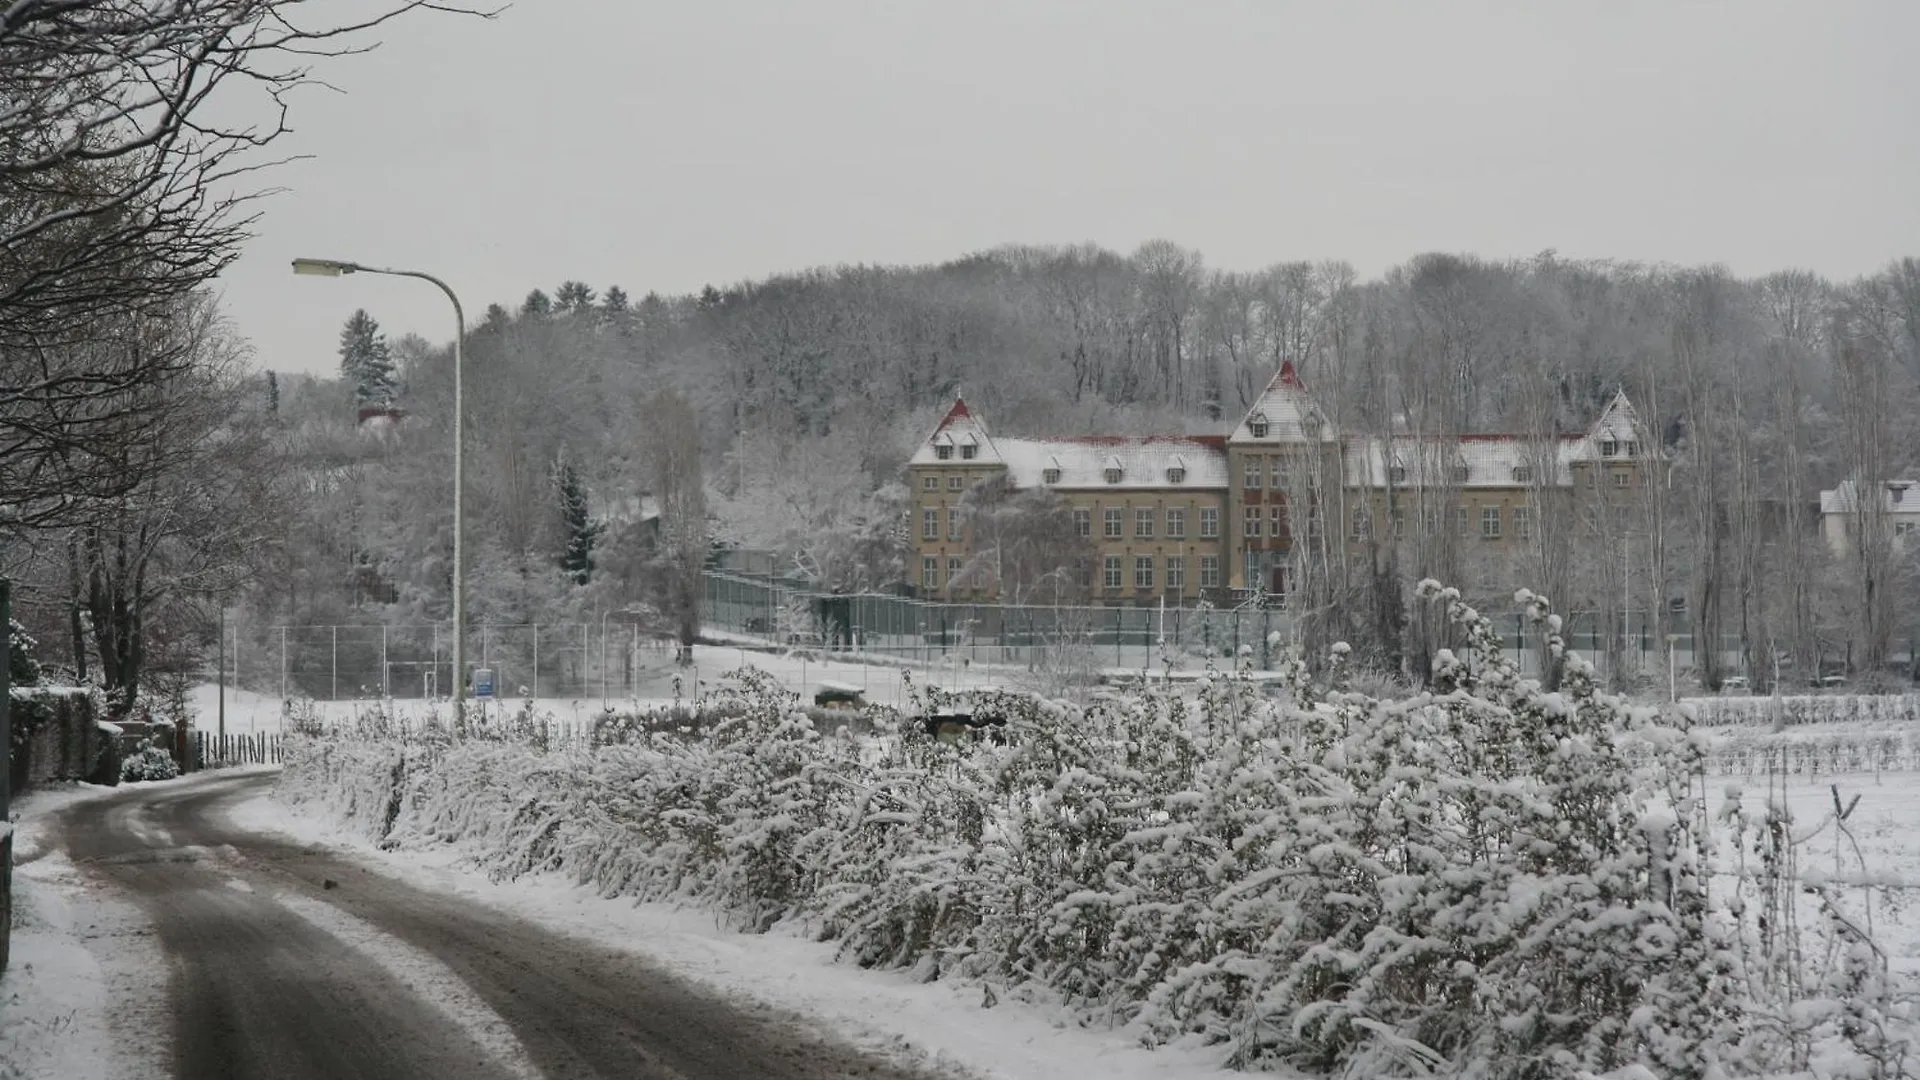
[908,362,1648,605]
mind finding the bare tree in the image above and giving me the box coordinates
[638,388,706,662]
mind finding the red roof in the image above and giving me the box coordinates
[934,397,973,431]
[1276,359,1303,389]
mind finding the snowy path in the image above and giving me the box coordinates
[44,773,959,1080]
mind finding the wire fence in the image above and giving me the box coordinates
[266,621,675,702]
[700,570,1753,679]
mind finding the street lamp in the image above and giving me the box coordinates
[293,257,468,708]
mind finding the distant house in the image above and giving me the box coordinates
[356,404,406,433]
[1820,478,1920,556]
[908,361,1656,605]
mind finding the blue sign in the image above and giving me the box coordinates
[473,667,495,699]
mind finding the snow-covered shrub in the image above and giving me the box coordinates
[281,591,1913,1079]
[119,744,179,782]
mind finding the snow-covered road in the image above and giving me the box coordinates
[38,773,961,1080]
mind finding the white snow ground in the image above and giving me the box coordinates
[1,784,169,1080]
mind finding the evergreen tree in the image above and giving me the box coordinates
[555,280,596,315]
[554,455,600,585]
[264,369,279,413]
[521,289,552,319]
[601,285,629,314]
[337,309,397,408]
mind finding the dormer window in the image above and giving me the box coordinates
[1302,414,1322,438]
[1601,439,1619,458]
[960,442,978,460]
[1043,468,1062,485]
[1512,465,1533,483]
[1104,468,1123,484]
[1249,413,1269,438]
[1388,465,1407,484]
[1623,441,1636,457]
[935,444,953,460]
[1166,467,1186,483]
[1451,465,1471,484]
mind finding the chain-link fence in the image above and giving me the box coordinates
[269,621,674,702]
[700,570,1753,680]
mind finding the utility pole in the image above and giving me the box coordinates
[218,604,226,741]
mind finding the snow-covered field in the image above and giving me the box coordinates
[192,642,1074,735]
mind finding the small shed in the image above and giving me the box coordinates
[812,679,867,710]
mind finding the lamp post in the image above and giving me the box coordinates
[293,257,467,709]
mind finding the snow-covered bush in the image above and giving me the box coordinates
[280,584,1914,1079]
[119,745,179,782]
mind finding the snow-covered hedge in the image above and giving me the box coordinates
[1684,693,1920,728]
[281,583,1915,1079]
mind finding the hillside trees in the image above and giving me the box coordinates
[254,248,1920,690]
[338,309,397,408]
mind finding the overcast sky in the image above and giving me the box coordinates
[228,0,1920,376]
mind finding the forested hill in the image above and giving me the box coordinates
[269,243,1918,632]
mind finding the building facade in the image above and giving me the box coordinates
[908,362,1650,606]
[1820,478,1920,557]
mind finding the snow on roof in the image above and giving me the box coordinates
[908,397,1006,466]
[1230,361,1336,443]
[1821,479,1920,515]
[997,435,1230,490]
[1343,435,1585,488]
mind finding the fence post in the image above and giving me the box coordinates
[381,624,389,698]
[533,624,540,700]
[331,625,337,701]
[280,626,287,701]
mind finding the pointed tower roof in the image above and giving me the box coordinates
[1230,360,1335,443]
[910,395,1005,466]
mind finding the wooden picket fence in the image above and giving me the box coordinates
[189,732,284,770]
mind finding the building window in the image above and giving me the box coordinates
[1074,556,1093,587]
[1270,505,1284,537]
[1613,470,1630,487]
[1351,507,1368,543]
[947,475,964,491]
[1043,468,1061,485]
[1104,467,1123,484]
[1272,457,1291,487]
[1103,555,1123,590]
[1601,439,1618,457]
[1389,464,1407,484]
[947,556,962,587]
[1166,467,1186,483]
[1512,465,1533,483]
[1074,508,1091,537]
[1166,507,1186,539]
[1135,508,1154,538]
[1249,413,1270,438]
[1624,441,1637,457]
[1244,461,1262,488]
[935,444,953,460]
[1451,465,1471,484]
[1199,556,1220,589]
[947,508,962,540]
[922,557,938,589]
[1513,507,1532,539]
[1455,507,1469,535]
[922,508,938,540]
[1897,521,1917,536]
[921,475,937,491]
[1104,507,1123,538]
[1306,511,1322,540]
[1244,506,1261,537]
[1166,556,1185,591]
[960,442,978,460]
[1199,506,1218,538]
[1391,508,1407,537]
[1481,506,1502,538]
[1134,555,1154,590]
